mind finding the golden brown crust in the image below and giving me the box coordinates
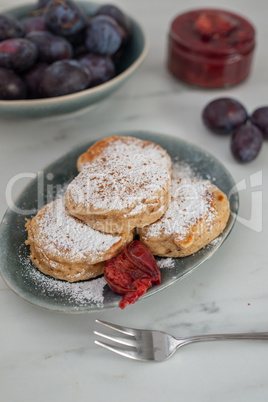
[77,136,172,172]
[67,194,170,234]
[65,136,172,234]
[139,182,230,257]
[25,200,134,282]
[26,226,105,282]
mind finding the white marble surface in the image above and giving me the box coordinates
[1,0,268,401]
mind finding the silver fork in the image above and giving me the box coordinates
[94,319,268,362]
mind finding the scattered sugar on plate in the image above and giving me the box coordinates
[19,248,106,308]
[157,258,175,269]
[172,161,216,183]
[206,235,223,248]
[172,161,197,180]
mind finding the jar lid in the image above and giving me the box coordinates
[170,8,255,56]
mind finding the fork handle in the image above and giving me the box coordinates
[177,332,268,347]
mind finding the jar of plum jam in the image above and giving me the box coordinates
[167,9,255,88]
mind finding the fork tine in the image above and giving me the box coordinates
[95,319,136,336]
[94,330,137,348]
[95,340,142,361]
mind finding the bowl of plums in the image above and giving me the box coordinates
[0,0,148,118]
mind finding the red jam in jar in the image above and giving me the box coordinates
[168,9,256,88]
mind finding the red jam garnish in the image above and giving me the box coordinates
[104,240,161,309]
[168,9,255,88]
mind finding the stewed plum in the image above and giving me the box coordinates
[104,240,161,309]
[44,0,87,37]
[0,67,27,99]
[78,53,115,86]
[0,38,38,71]
[26,31,73,63]
[85,15,124,55]
[251,107,268,139]
[0,14,24,41]
[39,59,90,97]
[202,98,248,134]
[231,124,263,163]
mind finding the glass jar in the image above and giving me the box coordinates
[167,9,255,88]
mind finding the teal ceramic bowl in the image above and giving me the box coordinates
[0,2,148,119]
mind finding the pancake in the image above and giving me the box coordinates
[77,135,172,172]
[139,178,230,257]
[25,198,134,282]
[65,136,172,233]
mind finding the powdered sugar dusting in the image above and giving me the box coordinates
[18,246,106,308]
[33,198,122,263]
[66,138,171,213]
[207,235,222,247]
[80,137,172,171]
[145,176,216,241]
[172,161,197,180]
[157,258,175,269]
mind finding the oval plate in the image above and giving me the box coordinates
[0,132,239,313]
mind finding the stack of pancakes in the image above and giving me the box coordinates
[26,136,230,282]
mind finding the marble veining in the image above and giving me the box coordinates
[1,0,268,401]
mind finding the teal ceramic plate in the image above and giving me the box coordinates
[0,2,148,119]
[0,132,239,313]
